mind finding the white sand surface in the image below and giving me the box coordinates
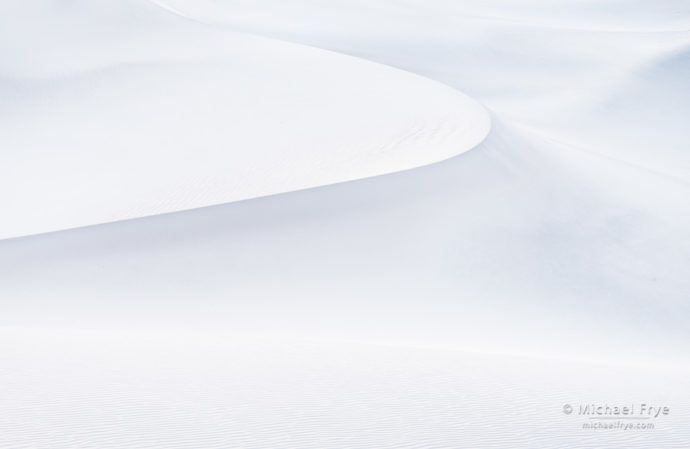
[1,1,689,448]
[0,0,488,239]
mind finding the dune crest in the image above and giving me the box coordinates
[0,0,489,240]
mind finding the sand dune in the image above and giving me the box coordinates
[0,0,488,239]
[1,1,689,448]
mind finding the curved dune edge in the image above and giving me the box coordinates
[0,2,490,240]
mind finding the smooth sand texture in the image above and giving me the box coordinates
[1,1,689,448]
[0,0,488,239]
